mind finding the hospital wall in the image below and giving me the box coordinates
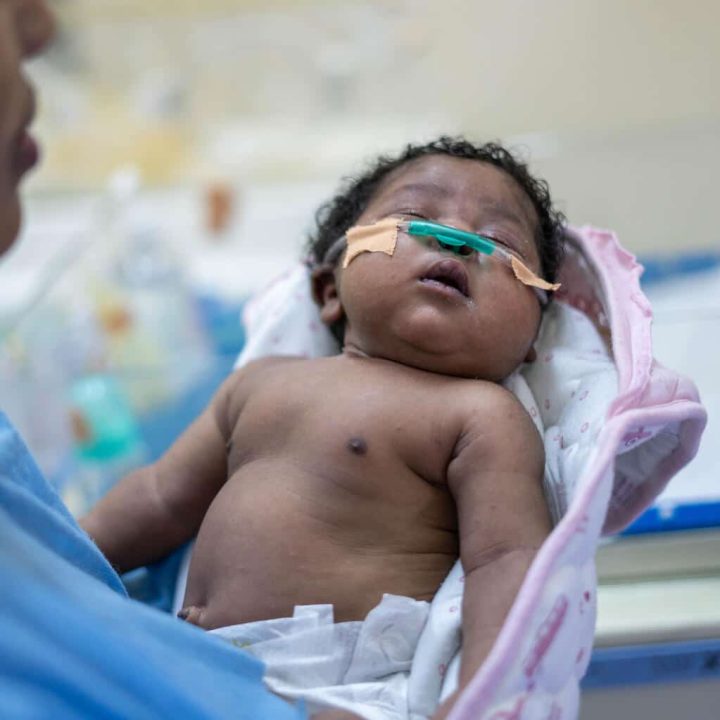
[27,0,720,256]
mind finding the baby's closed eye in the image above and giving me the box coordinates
[393,210,429,220]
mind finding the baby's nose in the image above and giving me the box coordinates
[435,237,475,257]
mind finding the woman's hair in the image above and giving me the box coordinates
[306,135,566,285]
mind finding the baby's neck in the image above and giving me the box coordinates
[338,341,511,384]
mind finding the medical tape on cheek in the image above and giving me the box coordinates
[342,217,400,268]
[510,256,561,292]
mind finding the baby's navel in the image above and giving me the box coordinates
[177,605,205,627]
[347,436,368,456]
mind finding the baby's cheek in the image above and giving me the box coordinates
[474,291,538,353]
[345,259,401,303]
[509,298,542,344]
[340,272,393,328]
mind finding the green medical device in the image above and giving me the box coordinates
[404,220,499,258]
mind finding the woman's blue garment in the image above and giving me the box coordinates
[0,411,305,720]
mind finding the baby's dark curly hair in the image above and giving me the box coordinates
[306,135,566,286]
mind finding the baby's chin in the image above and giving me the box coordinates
[409,357,520,382]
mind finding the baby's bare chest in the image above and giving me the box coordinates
[228,363,471,487]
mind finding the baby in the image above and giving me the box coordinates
[81,136,565,718]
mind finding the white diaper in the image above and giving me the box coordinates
[211,594,430,720]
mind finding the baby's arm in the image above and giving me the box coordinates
[441,387,551,713]
[80,372,238,573]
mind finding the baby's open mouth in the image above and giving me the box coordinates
[420,259,470,298]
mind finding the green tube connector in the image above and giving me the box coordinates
[405,220,496,256]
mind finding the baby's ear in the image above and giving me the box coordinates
[310,265,344,326]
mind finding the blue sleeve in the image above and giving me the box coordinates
[0,412,126,593]
[0,412,305,720]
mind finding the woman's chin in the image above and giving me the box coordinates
[0,197,21,257]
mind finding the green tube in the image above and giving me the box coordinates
[406,220,496,256]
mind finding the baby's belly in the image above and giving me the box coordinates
[180,458,458,629]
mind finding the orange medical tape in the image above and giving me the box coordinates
[510,256,561,291]
[342,217,400,268]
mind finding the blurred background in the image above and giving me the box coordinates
[15,0,720,249]
[0,1,718,714]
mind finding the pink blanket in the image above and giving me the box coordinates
[447,227,706,719]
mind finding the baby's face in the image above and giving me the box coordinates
[329,155,544,380]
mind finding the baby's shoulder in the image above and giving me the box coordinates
[450,378,539,436]
[448,376,520,406]
[444,378,544,476]
[215,355,319,428]
[221,355,315,401]
[238,355,309,376]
